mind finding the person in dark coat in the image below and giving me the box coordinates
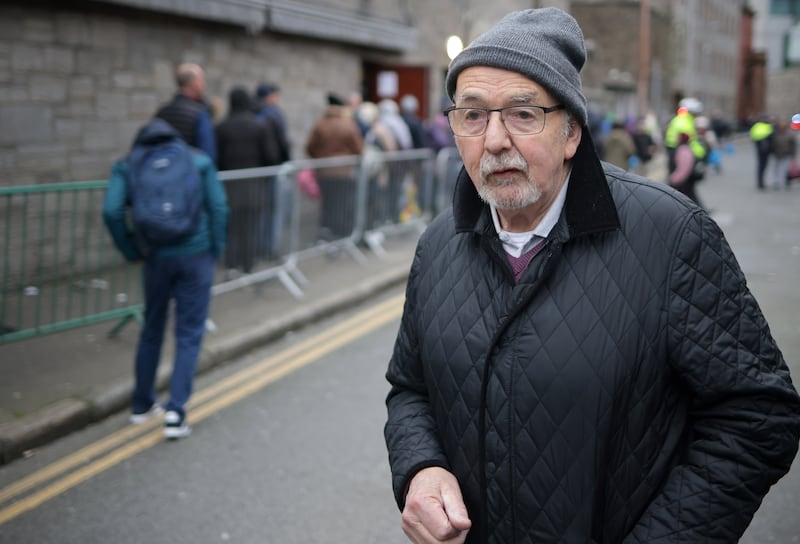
[254,83,293,256]
[305,93,364,240]
[602,120,636,169]
[400,94,427,149]
[155,63,216,163]
[255,83,291,163]
[215,87,281,272]
[384,8,800,544]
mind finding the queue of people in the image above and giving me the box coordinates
[102,62,441,443]
[210,80,445,265]
[102,62,444,444]
[165,66,463,266]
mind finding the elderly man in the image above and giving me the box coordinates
[384,8,800,544]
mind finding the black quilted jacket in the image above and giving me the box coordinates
[385,137,800,543]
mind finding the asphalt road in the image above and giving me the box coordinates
[0,289,409,543]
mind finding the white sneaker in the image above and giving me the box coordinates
[163,411,191,439]
[129,404,164,424]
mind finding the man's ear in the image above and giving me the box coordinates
[564,122,581,161]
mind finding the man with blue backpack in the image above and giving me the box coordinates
[103,117,228,439]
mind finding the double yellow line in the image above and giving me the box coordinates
[0,293,405,525]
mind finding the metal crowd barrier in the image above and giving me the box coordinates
[0,148,459,345]
[0,180,144,344]
[433,147,464,216]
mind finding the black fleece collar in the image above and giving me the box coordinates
[453,128,620,239]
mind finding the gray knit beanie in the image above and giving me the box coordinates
[445,8,588,126]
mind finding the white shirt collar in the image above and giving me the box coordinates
[491,171,571,257]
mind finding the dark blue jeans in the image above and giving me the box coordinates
[132,252,215,420]
[756,145,771,189]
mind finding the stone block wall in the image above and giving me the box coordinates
[0,2,368,186]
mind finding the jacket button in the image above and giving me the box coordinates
[487,462,496,474]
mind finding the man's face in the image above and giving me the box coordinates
[452,66,581,213]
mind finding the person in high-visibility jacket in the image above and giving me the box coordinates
[749,114,774,190]
[664,99,707,175]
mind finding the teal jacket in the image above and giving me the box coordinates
[102,151,229,261]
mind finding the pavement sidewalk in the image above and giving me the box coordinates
[0,232,420,464]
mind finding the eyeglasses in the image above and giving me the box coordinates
[444,104,566,137]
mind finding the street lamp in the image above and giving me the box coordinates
[446,35,463,60]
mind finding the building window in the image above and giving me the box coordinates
[785,24,800,66]
[770,0,800,17]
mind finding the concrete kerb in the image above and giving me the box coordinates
[0,262,411,465]
[199,265,410,367]
[0,399,90,464]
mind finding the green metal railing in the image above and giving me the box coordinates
[0,149,455,345]
[0,180,143,344]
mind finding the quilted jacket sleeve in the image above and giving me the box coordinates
[625,210,800,542]
[385,237,452,510]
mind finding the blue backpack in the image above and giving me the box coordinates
[126,118,202,246]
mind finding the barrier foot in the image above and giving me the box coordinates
[211,263,305,300]
[107,309,142,338]
[277,268,305,300]
[343,240,369,266]
[283,260,309,288]
[363,231,387,259]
